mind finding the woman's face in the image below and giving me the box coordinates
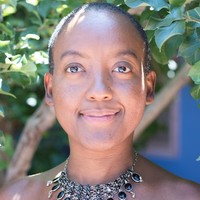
[45,10,155,151]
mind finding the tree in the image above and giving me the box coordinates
[0,0,199,184]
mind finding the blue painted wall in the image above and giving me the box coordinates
[143,86,200,184]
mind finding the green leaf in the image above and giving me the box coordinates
[0,40,10,47]
[158,7,184,27]
[0,62,11,72]
[150,38,168,64]
[0,0,17,7]
[0,134,14,170]
[188,61,200,84]
[20,61,37,77]
[179,30,200,65]
[169,0,186,7]
[18,2,42,25]
[65,0,85,9]
[26,0,39,6]
[186,7,200,22]
[144,16,163,30]
[37,64,48,76]
[0,88,16,98]
[125,0,169,11]
[144,7,184,30]
[146,30,155,43]
[37,0,60,18]
[1,4,16,17]
[0,23,13,36]
[107,0,125,4]
[17,1,36,13]
[0,61,36,77]
[0,105,4,117]
[155,20,185,50]
[162,35,184,59]
[190,84,200,100]
[0,40,10,52]
[107,0,116,3]
[1,54,37,77]
[185,0,199,11]
[0,131,5,147]
[21,34,40,41]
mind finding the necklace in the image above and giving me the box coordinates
[47,151,143,200]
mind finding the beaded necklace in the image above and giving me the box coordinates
[47,152,143,200]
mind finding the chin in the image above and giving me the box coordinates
[84,143,116,152]
[79,137,120,152]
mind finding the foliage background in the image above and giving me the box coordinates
[0,0,199,175]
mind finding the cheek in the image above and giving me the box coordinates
[116,78,146,122]
[52,82,82,135]
[52,79,82,119]
[116,77,146,102]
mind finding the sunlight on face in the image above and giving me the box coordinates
[12,193,21,200]
[66,8,86,32]
[141,61,145,91]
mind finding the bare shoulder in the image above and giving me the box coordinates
[158,175,200,200]
[138,155,200,200]
[172,178,200,200]
[0,163,64,200]
[0,173,46,200]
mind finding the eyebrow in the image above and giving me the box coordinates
[115,49,138,60]
[60,49,138,60]
[60,50,86,60]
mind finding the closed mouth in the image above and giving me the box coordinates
[80,109,120,122]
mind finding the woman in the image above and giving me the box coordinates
[0,3,200,200]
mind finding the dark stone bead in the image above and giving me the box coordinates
[64,198,71,200]
[131,173,142,183]
[52,184,60,191]
[107,198,114,200]
[125,183,133,191]
[118,191,126,200]
[61,171,66,176]
[52,177,59,183]
[57,191,65,200]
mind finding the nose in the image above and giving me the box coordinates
[86,73,113,101]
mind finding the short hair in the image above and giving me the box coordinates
[48,2,151,74]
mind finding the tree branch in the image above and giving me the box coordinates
[5,101,55,183]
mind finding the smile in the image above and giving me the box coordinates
[80,109,120,123]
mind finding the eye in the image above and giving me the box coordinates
[113,62,132,73]
[65,63,84,73]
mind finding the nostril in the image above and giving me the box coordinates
[104,95,110,99]
[87,90,113,101]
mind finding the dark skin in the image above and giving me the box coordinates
[0,10,200,200]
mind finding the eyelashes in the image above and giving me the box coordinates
[113,66,131,73]
[112,61,133,74]
[65,63,85,73]
[64,61,134,74]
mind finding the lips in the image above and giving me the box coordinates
[80,109,120,123]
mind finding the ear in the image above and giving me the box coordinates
[145,71,156,105]
[44,72,54,106]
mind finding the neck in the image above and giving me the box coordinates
[67,136,135,185]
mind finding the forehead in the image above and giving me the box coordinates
[54,10,144,61]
